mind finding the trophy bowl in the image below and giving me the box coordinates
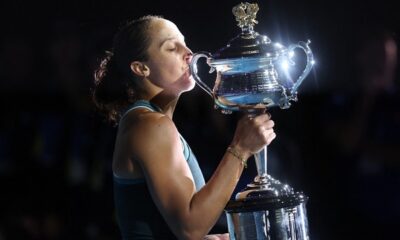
[190,2,314,113]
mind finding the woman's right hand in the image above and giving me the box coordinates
[204,233,229,240]
[230,112,276,159]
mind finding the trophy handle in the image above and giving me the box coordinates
[189,52,214,98]
[287,40,314,96]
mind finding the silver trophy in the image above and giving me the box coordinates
[190,2,314,240]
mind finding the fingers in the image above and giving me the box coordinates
[246,113,274,129]
[249,113,276,144]
[234,111,276,153]
[203,234,230,240]
[266,130,276,145]
[247,112,272,123]
[220,233,230,240]
[264,118,275,129]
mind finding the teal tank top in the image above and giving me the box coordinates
[113,100,205,239]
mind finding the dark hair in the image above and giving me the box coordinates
[92,15,163,125]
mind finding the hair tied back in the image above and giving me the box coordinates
[94,50,115,84]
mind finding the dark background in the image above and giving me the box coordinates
[1,0,400,239]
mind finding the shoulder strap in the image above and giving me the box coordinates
[119,100,162,123]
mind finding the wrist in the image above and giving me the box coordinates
[228,142,252,160]
[226,145,251,168]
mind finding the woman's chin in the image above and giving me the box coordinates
[188,76,196,89]
[181,76,196,92]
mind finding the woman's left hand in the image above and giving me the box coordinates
[203,233,229,240]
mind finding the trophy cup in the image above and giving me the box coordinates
[190,2,314,239]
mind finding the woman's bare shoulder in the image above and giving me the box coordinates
[122,110,180,151]
[133,110,176,132]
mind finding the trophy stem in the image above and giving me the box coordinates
[253,146,269,185]
[255,146,267,176]
[244,109,271,187]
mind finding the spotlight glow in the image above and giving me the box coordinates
[281,60,290,71]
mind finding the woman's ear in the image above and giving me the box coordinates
[130,61,150,77]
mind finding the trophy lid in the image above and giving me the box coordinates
[211,2,286,62]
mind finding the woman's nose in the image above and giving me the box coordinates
[184,47,193,64]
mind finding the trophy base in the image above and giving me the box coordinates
[225,174,309,240]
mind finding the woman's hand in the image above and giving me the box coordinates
[230,112,276,158]
[204,233,229,240]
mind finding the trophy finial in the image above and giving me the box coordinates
[232,2,259,32]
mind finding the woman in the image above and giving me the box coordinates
[92,15,276,240]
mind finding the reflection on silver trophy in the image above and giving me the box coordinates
[190,2,315,240]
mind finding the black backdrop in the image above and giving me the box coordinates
[1,0,400,239]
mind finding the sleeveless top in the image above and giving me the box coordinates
[113,100,205,240]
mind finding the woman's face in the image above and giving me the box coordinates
[143,18,194,95]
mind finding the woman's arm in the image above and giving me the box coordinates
[129,112,275,239]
